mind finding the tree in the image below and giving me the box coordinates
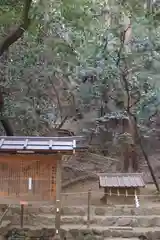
[0,0,33,135]
[0,0,160,190]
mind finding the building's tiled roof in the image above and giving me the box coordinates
[0,136,86,153]
[99,173,145,188]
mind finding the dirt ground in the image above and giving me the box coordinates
[61,151,160,207]
[62,180,160,206]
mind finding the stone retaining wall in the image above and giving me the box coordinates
[59,216,160,227]
[2,227,160,240]
[63,206,160,216]
[0,221,160,239]
[1,205,160,227]
[2,205,160,217]
[4,214,160,228]
[0,205,160,239]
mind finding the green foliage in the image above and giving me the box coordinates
[0,0,160,135]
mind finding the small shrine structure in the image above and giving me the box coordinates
[0,136,85,203]
[99,173,145,204]
[0,136,85,233]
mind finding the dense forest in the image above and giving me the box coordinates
[1,0,160,188]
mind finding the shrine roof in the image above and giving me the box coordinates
[99,173,145,188]
[0,136,86,154]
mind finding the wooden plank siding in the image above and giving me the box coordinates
[0,154,58,203]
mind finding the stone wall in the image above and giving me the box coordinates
[5,228,102,240]
[0,205,160,239]
[2,227,160,240]
[0,220,160,240]
[2,205,160,226]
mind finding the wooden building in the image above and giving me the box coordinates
[99,173,145,204]
[0,136,85,204]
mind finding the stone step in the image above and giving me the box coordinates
[9,214,160,228]
[104,238,139,240]
[10,225,160,239]
[6,205,160,216]
[94,206,160,216]
[36,214,160,228]
[61,206,160,216]
[57,225,160,239]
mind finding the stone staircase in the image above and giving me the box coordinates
[1,205,160,239]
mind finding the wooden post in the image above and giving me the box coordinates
[87,189,91,228]
[104,187,107,204]
[55,155,62,238]
[55,199,61,237]
[20,204,24,228]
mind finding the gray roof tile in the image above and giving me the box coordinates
[99,173,145,188]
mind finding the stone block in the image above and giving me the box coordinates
[131,218,138,227]
[62,207,85,216]
[90,218,99,225]
[24,207,40,214]
[112,208,125,216]
[84,234,97,240]
[94,237,104,240]
[137,218,153,228]
[39,206,55,214]
[65,231,74,240]
[121,230,136,238]
[69,229,80,239]
[36,216,54,225]
[103,230,112,238]
[101,217,116,226]
[92,229,102,236]
[81,229,93,235]
[26,229,41,238]
[95,208,106,216]
[62,216,84,224]
[116,217,133,226]
[151,230,160,239]
[153,217,160,227]
[109,230,123,238]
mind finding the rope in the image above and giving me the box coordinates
[61,191,160,197]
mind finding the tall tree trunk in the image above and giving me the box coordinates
[116,12,159,191]
[0,51,13,135]
[129,114,160,192]
[146,0,153,14]
[0,0,33,135]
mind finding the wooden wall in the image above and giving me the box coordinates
[0,154,58,203]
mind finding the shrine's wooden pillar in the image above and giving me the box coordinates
[55,154,62,237]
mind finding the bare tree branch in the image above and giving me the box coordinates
[129,91,141,109]
[56,115,68,129]
[49,75,63,120]
[116,24,131,67]
[149,109,158,122]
